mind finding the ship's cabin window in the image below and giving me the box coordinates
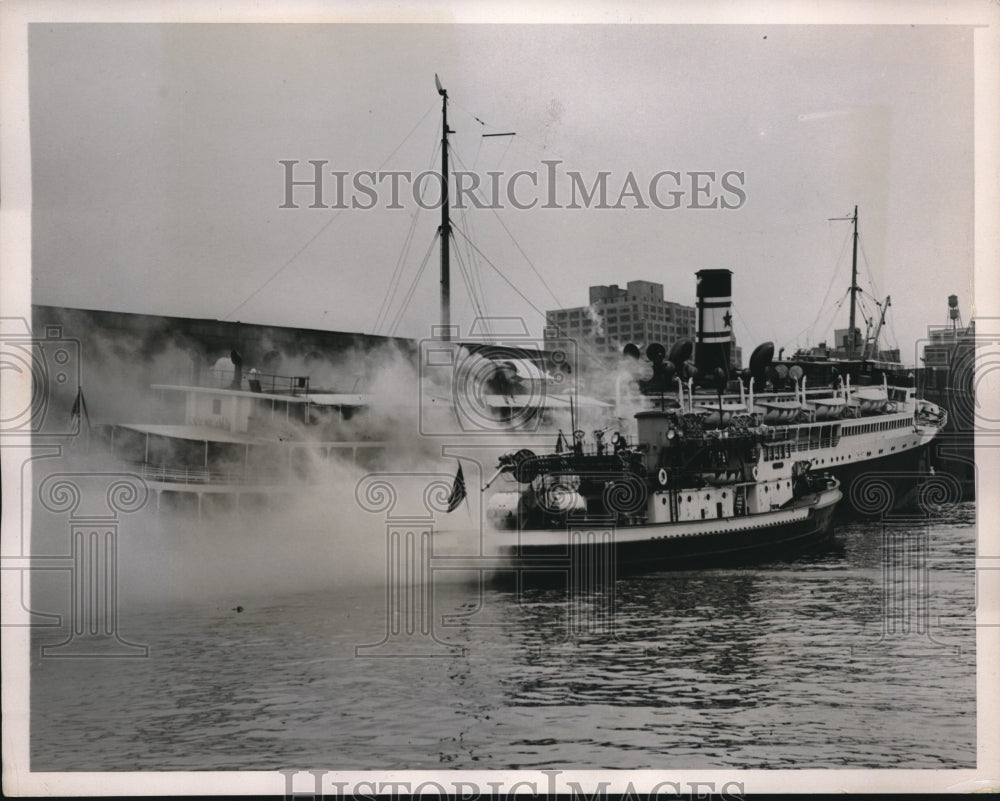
[212,399,222,415]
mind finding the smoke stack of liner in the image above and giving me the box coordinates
[695,269,733,382]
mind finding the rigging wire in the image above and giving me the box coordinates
[450,101,497,172]
[854,233,899,355]
[790,226,851,348]
[223,99,439,322]
[857,234,880,301]
[372,124,442,333]
[449,144,566,313]
[454,204,493,336]
[450,222,606,365]
[731,304,757,354]
[387,231,439,337]
[450,232,487,322]
[372,204,423,334]
[446,143,494,332]
[799,287,851,350]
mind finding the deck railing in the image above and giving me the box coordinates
[126,461,285,486]
[164,367,313,395]
[117,440,386,487]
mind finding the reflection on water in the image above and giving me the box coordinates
[31,503,976,770]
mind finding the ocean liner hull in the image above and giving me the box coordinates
[825,442,932,516]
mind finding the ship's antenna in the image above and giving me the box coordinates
[436,74,452,342]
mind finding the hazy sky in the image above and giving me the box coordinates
[29,23,974,363]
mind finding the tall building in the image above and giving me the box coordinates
[546,280,697,359]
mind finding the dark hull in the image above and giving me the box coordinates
[925,432,976,500]
[826,443,933,517]
[921,386,976,500]
[498,502,838,581]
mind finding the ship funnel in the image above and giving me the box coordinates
[695,269,733,382]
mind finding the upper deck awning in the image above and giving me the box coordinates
[110,422,267,444]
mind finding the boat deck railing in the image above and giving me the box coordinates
[123,460,286,486]
[117,439,387,486]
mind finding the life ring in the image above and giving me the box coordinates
[657,468,669,487]
[751,465,759,481]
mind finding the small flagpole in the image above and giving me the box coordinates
[461,460,471,515]
[72,385,92,450]
[79,386,92,431]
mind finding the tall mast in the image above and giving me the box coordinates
[831,205,861,359]
[848,205,859,359]
[436,74,451,342]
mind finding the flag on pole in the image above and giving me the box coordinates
[446,464,467,512]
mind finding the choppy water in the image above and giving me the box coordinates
[31,503,976,771]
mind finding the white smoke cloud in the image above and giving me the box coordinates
[29,313,553,612]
